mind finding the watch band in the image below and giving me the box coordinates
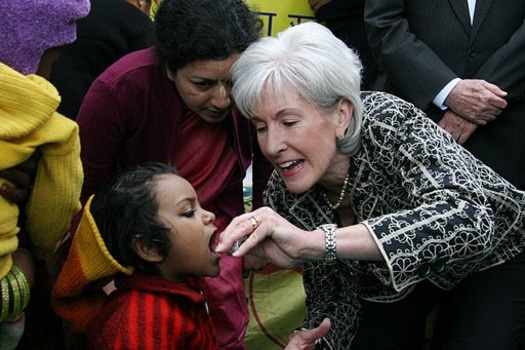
[318,224,337,261]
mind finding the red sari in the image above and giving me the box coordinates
[172,111,248,349]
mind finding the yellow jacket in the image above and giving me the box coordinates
[0,62,83,279]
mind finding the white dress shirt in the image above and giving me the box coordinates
[433,0,477,109]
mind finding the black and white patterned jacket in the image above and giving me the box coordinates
[264,91,525,349]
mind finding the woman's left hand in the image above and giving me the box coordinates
[285,318,331,350]
[242,255,268,277]
[216,207,314,268]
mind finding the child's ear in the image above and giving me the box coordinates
[132,235,163,263]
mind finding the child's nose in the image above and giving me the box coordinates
[203,209,215,223]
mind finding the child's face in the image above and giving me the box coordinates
[155,174,220,281]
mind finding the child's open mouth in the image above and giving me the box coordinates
[209,230,219,253]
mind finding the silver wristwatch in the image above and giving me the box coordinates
[317,224,337,261]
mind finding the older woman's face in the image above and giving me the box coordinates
[252,89,351,194]
[0,0,90,74]
[168,55,239,124]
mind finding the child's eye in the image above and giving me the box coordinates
[182,209,196,218]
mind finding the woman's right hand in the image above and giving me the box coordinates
[216,207,321,268]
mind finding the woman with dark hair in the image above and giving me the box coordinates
[53,0,272,348]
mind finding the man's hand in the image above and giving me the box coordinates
[285,318,331,350]
[438,110,478,145]
[445,79,507,125]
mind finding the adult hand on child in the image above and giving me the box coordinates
[0,153,39,203]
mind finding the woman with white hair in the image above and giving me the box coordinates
[217,22,525,349]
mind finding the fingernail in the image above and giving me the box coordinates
[229,237,247,255]
[229,241,241,254]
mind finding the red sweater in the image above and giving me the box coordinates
[87,273,218,350]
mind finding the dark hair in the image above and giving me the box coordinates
[154,0,262,73]
[89,162,178,274]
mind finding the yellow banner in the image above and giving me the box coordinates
[151,1,315,37]
[246,0,315,37]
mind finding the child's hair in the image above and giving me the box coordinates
[89,162,178,274]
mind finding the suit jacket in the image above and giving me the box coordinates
[365,0,525,187]
[315,0,378,90]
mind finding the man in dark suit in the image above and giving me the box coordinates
[307,0,378,90]
[365,0,525,190]
[364,2,525,349]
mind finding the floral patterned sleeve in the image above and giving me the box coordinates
[356,92,524,292]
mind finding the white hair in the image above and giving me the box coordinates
[232,21,363,155]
